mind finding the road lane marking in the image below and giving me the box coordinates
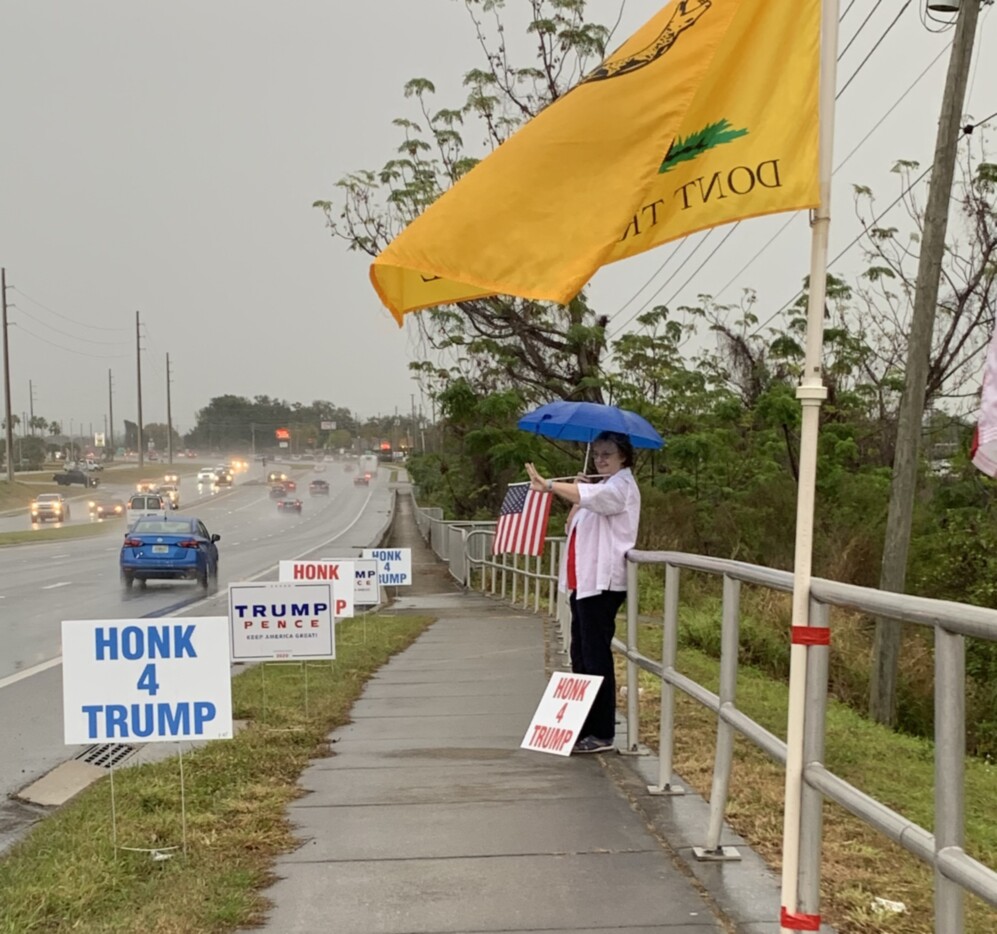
[0,657,61,690]
[41,582,72,590]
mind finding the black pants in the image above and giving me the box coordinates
[569,589,626,740]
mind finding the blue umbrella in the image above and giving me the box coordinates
[517,401,664,449]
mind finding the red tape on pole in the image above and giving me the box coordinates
[780,906,821,931]
[791,626,830,646]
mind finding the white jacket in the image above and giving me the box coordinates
[559,467,640,599]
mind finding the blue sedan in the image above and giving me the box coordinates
[120,516,221,590]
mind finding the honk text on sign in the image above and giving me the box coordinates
[61,617,233,745]
[278,560,355,618]
[521,671,604,756]
[228,581,335,661]
[360,548,412,587]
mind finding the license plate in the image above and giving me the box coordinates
[152,545,169,554]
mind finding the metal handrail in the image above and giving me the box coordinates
[412,500,997,930]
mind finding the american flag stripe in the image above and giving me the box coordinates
[493,485,553,556]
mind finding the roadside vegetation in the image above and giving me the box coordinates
[612,600,997,934]
[0,523,118,547]
[0,613,433,934]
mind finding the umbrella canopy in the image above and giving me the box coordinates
[518,402,663,450]
[370,0,820,324]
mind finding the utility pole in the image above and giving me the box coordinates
[136,311,144,469]
[2,269,13,482]
[166,352,174,465]
[28,379,35,434]
[872,0,982,726]
[108,369,115,457]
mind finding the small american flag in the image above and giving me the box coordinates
[493,483,553,556]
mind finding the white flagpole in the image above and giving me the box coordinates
[779,0,840,931]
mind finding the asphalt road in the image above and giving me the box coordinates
[0,464,394,809]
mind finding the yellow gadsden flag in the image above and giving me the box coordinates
[371,0,820,324]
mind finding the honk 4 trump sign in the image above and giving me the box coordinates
[521,671,603,756]
[278,560,355,617]
[228,581,335,661]
[61,617,233,744]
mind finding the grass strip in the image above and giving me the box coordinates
[0,612,434,934]
[0,522,121,547]
[617,613,997,934]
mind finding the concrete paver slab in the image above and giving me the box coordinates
[283,796,659,861]
[297,759,616,806]
[261,852,720,934]
[350,693,540,718]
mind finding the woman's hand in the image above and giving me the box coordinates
[524,462,547,493]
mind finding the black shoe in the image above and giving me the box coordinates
[573,735,615,754]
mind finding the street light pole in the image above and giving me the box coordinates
[1,268,14,482]
[136,311,144,469]
[166,352,174,465]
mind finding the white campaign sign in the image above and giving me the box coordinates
[228,581,335,661]
[319,557,380,606]
[361,547,412,587]
[61,617,233,745]
[521,671,604,756]
[278,560,355,618]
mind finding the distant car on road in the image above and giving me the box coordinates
[53,469,99,488]
[269,484,287,499]
[353,474,370,487]
[276,497,302,514]
[159,484,181,509]
[120,515,221,590]
[88,496,126,520]
[30,493,70,523]
[126,493,168,525]
[136,479,159,493]
[267,470,289,484]
[163,472,180,484]
[309,479,329,495]
[197,468,217,483]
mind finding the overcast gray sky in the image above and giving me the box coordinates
[1,1,994,439]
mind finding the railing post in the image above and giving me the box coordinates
[625,558,640,753]
[694,574,741,861]
[510,554,518,604]
[798,599,830,921]
[548,540,558,616]
[648,563,684,796]
[935,622,966,933]
[534,554,541,613]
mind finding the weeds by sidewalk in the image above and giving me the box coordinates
[0,613,433,934]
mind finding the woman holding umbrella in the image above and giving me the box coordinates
[525,430,640,754]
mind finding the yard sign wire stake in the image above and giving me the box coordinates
[109,741,185,861]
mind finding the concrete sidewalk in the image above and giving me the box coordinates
[246,488,796,934]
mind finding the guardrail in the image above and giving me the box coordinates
[413,500,997,933]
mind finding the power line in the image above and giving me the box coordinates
[12,287,129,332]
[838,1,914,97]
[749,163,933,338]
[838,0,885,61]
[12,321,131,359]
[11,304,131,346]
[607,230,715,338]
[609,18,948,336]
[708,42,952,303]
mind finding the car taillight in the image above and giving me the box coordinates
[177,539,200,548]
[124,537,143,547]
